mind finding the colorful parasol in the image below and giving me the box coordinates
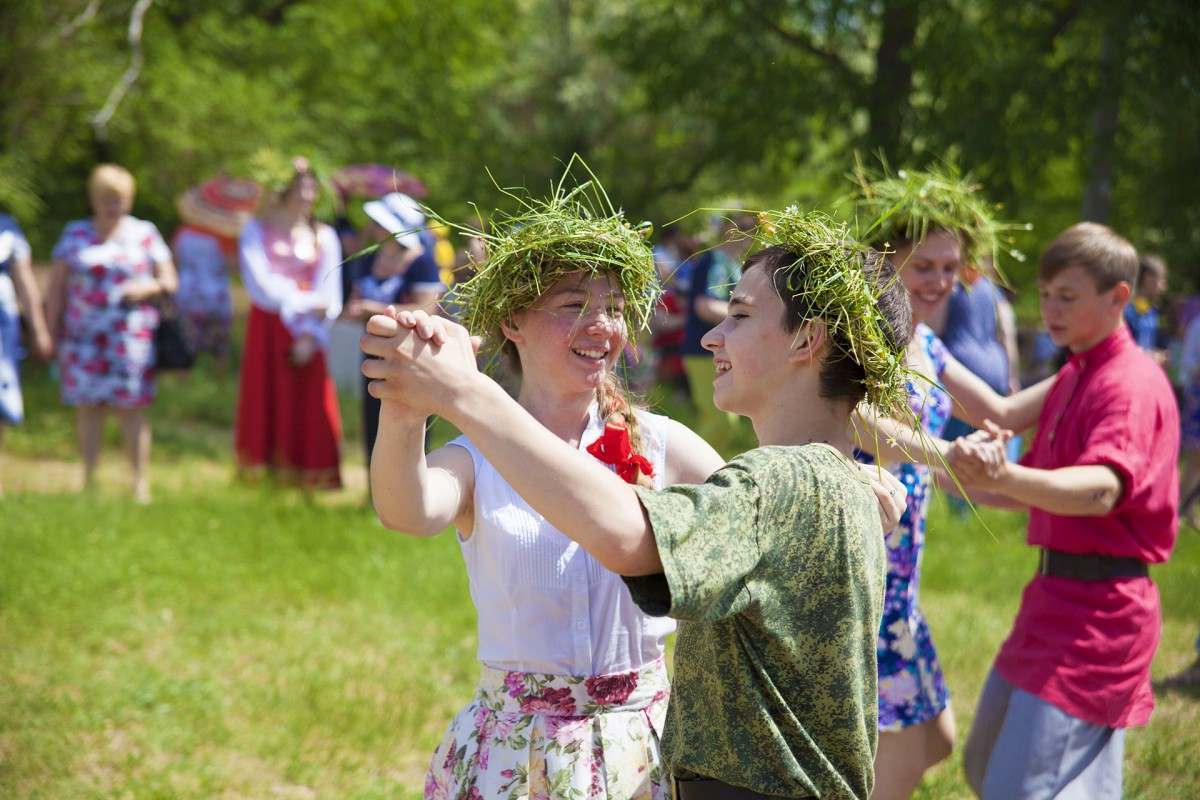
[176,176,262,241]
[332,164,427,199]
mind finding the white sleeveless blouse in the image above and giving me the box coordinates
[448,405,676,676]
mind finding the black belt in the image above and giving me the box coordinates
[1039,549,1148,581]
[674,779,778,800]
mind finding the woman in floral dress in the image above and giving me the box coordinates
[851,168,1053,799]
[45,164,178,503]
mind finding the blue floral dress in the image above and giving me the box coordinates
[877,323,953,731]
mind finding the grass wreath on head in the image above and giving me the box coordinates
[847,158,1028,278]
[436,157,661,354]
[752,207,911,419]
[242,148,336,218]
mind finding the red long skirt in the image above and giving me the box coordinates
[235,306,342,489]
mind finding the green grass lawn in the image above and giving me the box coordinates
[2,360,1199,798]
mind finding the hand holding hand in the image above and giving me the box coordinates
[946,421,1012,484]
[360,308,482,419]
[859,462,907,531]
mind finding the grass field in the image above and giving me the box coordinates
[2,356,1199,799]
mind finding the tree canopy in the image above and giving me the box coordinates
[3,0,1197,290]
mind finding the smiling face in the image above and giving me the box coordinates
[1039,264,1130,352]
[700,266,798,418]
[504,272,628,395]
[893,229,962,325]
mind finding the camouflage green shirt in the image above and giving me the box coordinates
[624,444,886,798]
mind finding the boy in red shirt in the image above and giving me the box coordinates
[956,222,1180,798]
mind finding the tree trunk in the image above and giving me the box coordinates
[865,0,919,161]
[1081,15,1126,223]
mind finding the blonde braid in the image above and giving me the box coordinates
[595,370,654,488]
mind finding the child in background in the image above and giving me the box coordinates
[848,165,1049,800]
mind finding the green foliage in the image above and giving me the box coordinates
[0,0,1196,294]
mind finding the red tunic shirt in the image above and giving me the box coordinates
[995,324,1180,728]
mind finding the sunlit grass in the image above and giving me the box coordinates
[2,362,1198,798]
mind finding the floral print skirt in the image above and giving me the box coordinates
[424,660,670,800]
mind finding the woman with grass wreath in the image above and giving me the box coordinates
[365,169,730,799]
[847,165,1058,800]
[364,204,915,798]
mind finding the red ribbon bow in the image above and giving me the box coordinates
[586,422,654,484]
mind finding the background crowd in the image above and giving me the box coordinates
[1,159,1197,523]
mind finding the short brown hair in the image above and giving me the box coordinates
[1038,222,1137,291]
[743,245,911,408]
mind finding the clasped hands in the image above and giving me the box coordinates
[359,307,482,419]
[944,421,1014,487]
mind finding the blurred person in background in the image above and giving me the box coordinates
[0,209,53,495]
[44,164,178,503]
[1124,253,1169,365]
[343,193,443,468]
[234,157,343,489]
[1178,311,1200,528]
[650,225,694,398]
[439,234,485,324]
[171,225,234,367]
[680,214,754,454]
[170,177,260,368]
[1156,309,1200,691]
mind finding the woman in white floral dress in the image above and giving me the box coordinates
[45,164,178,502]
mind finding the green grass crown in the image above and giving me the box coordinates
[849,160,1026,273]
[443,162,661,352]
[753,207,910,417]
